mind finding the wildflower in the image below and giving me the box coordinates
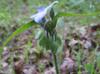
[30,1,59,23]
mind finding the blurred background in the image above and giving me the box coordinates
[0,0,100,44]
[1,0,100,28]
[0,0,100,74]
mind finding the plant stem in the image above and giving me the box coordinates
[52,52,59,74]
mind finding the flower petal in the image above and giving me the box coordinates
[30,11,46,23]
[37,7,45,12]
[30,1,59,23]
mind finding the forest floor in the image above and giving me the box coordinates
[0,24,100,74]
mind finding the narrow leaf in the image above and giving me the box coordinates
[55,12,100,19]
[3,20,37,46]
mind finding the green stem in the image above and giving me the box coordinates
[52,52,59,74]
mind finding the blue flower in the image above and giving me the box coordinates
[30,1,59,23]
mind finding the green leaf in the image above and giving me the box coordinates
[85,63,95,74]
[38,31,61,53]
[55,11,100,19]
[3,20,37,46]
[0,47,3,56]
[50,8,55,19]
